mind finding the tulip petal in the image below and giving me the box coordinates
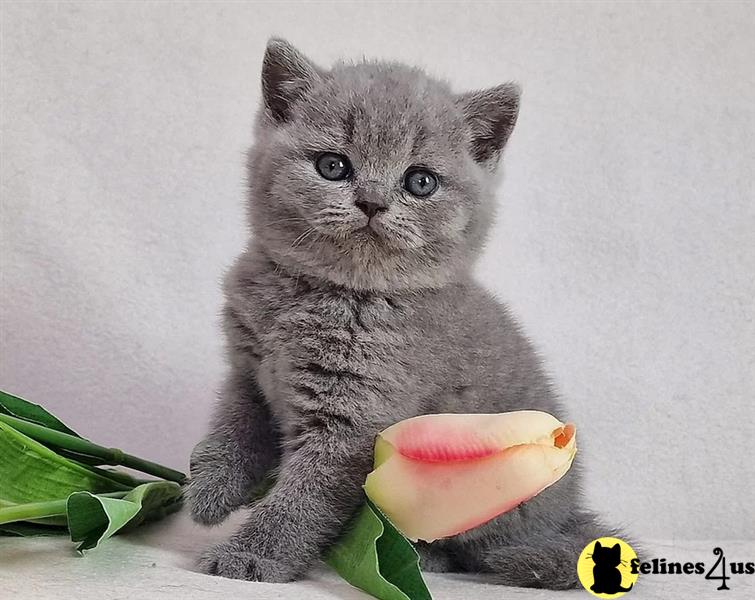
[379,411,570,464]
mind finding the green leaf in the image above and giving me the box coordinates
[0,497,70,526]
[0,391,184,551]
[326,501,432,600]
[0,390,80,437]
[0,411,186,484]
[0,521,67,537]
[0,420,130,508]
[67,481,183,551]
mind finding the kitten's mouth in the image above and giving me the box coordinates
[350,220,393,248]
[358,219,382,236]
[349,217,423,252]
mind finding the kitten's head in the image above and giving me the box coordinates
[247,39,519,292]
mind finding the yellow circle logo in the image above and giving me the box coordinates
[577,537,639,597]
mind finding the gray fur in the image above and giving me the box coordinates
[187,38,616,589]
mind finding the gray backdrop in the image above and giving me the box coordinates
[1,2,753,541]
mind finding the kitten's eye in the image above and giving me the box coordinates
[315,152,352,181]
[403,168,439,198]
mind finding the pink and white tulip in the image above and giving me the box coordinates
[364,410,577,542]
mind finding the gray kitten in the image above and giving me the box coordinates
[187,38,616,590]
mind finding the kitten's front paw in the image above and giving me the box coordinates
[186,438,249,526]
[198,541,298,583]
[185,475,236,526]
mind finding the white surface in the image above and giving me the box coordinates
[2,511,753,600]
[1,1,754,543]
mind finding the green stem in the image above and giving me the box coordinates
[0,414,186,484]
[0,492,128,525]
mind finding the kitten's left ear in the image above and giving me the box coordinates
[261,38,322,124]
[456,83,521,167]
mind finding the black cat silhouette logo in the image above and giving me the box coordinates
[577,537,639,598]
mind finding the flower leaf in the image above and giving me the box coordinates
[326,501,432,600]
[0,521,66,537]
[0,420,130,510]
[67,481,183,551]
[0,389,80,437]
[0,391,183,551]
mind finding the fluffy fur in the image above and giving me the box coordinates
[187,38,615,589]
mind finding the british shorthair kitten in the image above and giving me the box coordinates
[187,38,618,590]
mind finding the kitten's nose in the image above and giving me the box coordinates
[355,197,388,219]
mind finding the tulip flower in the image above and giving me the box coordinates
[363,410,577,542]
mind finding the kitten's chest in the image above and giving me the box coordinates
[252,286,412,414]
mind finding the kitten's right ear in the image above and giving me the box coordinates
[594,541,603,550]
[261,38,321,124]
